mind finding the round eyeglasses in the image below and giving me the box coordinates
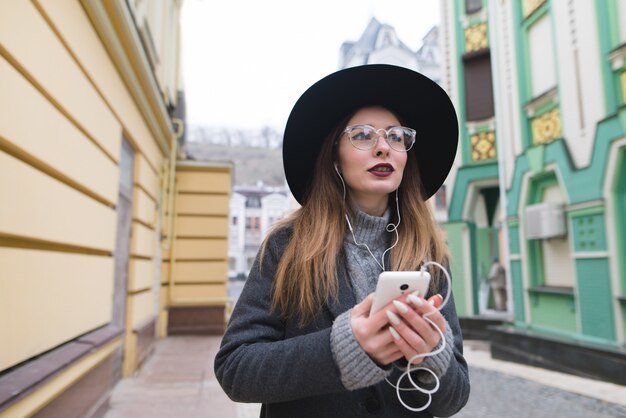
[343,124,416,152]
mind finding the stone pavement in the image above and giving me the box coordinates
[103,336,260,418]
[103,336,626,418]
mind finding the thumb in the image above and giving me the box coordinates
[352,293,374,317]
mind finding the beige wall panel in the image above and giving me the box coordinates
[129,258,155,292]
[174,261,228,283]
[0,248,113,370]
[160,285,169,308]
[0,152,115,251]
[173,238,228,260]
[136,154,159,199]
[33,0,165,169]
[0,1,120,162]
[175,194,229,216]
[134,187,156,226]
[0,57,118,205]
[161,261,170,284]
[176,216,228,237]
[171,283,227,302]
[158,309,168,337]
[162,248,171,262]
[131,222,155,259]
[128,290,155,330]
[176,171,231,193]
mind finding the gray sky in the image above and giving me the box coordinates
[181,0,440,131]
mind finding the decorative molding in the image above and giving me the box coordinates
[608,43,626,70]
[524,87,558,117]
[470,131,497,161]
[531,108,561,145]
[465,23,488,52]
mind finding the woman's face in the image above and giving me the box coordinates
[336,106,408,215]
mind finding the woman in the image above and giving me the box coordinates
[214,64,470,417]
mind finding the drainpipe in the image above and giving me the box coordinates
[167,119,184,305]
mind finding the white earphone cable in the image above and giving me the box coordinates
[386,261,452,412]
[334,164,451,412]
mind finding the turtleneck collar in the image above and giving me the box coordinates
[347,208,392,249]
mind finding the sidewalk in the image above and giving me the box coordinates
[103,336,626,418]
[103,336,260,418]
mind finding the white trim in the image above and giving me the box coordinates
[566,199,605,212]
[572,251,610,259]
[517,170,536,324]
[489,0,515,318]
[602,136,626,344]
[510,254,522,261]
[466,118,496,134]
[461,178,500,222]
[462,226,474,314]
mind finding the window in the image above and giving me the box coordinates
[463,52,494,121]
[245,217,260,230]
[465,0,482,14]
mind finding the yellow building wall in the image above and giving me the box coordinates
[0,249,114,371]
[165,163,231,331]
[0,1,122,375]
[0,0,173,394]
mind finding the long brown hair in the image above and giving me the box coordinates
[264,109,448,326]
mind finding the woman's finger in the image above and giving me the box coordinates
[393,299,443,349]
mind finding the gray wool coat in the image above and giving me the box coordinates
[214,227,470,417]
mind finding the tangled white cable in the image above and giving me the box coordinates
[386,261,452,412]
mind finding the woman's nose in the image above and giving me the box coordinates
[373,132,390,156]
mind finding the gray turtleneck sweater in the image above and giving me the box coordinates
[330,209,454,390]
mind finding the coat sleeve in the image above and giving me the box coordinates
[213,228,346,403]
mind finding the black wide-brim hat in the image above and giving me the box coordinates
[283,64,458,204]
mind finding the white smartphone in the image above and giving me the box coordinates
[369,271,431,315]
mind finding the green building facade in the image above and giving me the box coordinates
[440,0,626,352]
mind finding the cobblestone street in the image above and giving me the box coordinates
[454,366,626,418]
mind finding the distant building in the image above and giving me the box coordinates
[416,26,441,84]
[339,17,446,221]
[228,184,294,279]
[340,17,422,70]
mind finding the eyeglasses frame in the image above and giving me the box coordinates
[343,124,416,152]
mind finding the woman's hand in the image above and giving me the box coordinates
[350,294,405,366]
[384,293,446,365]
